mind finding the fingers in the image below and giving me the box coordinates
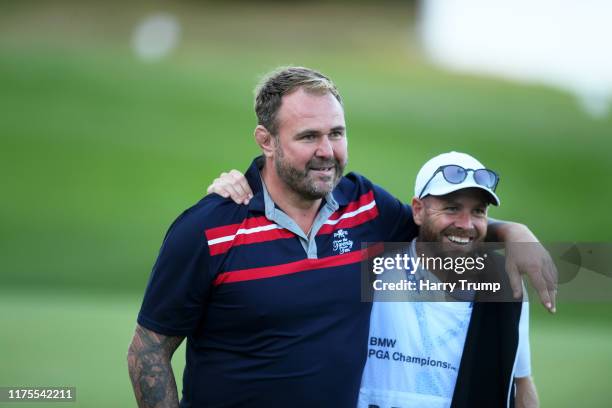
[224,180,248,204]
[522,253,554,312]
[207,177,228,198]
[225,170,251,204]
[505,258,523,299]
[507,243,557,313]
[527,264,553,312]
[229,169,253,202]
[206,171,252,205]
[207,173,232,199]
[543,255,558,313]
[528,251,557,313]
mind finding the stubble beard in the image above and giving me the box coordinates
[419,220,482,258]
[274,144,346,201]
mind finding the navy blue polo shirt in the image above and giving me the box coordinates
[138,157,418,408]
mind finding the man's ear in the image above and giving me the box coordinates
[412,197,424,226]
[255,125,275,158]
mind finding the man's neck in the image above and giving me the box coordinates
[415,239,454,284]
[261,164,322,235]
[415,239,479,285]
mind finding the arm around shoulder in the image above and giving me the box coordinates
[486,218,557,312]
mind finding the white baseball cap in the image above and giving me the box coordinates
[414,151,500,206]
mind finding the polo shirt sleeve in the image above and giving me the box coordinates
[514,298,532,378]
[137,208,212,336]
[372,184,419,242]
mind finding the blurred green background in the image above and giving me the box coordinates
[1,1,611,407]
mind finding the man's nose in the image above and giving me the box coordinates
[315,136,334,158]
[454,211,474,230]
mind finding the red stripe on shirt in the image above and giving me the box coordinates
[205,190,379,256]
[317,205,379,235]
[208,228,295,256]
[327,190,375,221]
[205,216,274,241]
[213,244,385,286]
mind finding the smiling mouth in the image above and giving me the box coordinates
[309,166,335,173]
[446,235,474,245]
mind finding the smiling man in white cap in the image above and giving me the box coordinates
[359,151,539,408]
[413,151,500,251]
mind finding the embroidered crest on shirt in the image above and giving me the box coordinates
[332,229,354,254]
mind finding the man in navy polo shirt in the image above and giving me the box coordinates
[128,67,555,408]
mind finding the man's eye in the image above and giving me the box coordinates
[329,131,344,139]
[445,206,459,212]
[301,134,316,141]
[473,208,486,216]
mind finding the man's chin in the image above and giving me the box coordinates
[307,175,337,190]
[307,173,339,189]
[312,185,334,197]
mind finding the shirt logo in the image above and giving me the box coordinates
[332,229,354,254]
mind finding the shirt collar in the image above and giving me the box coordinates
[330,178,350,206]
[261,177,338,220]
[243,156,266,213]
